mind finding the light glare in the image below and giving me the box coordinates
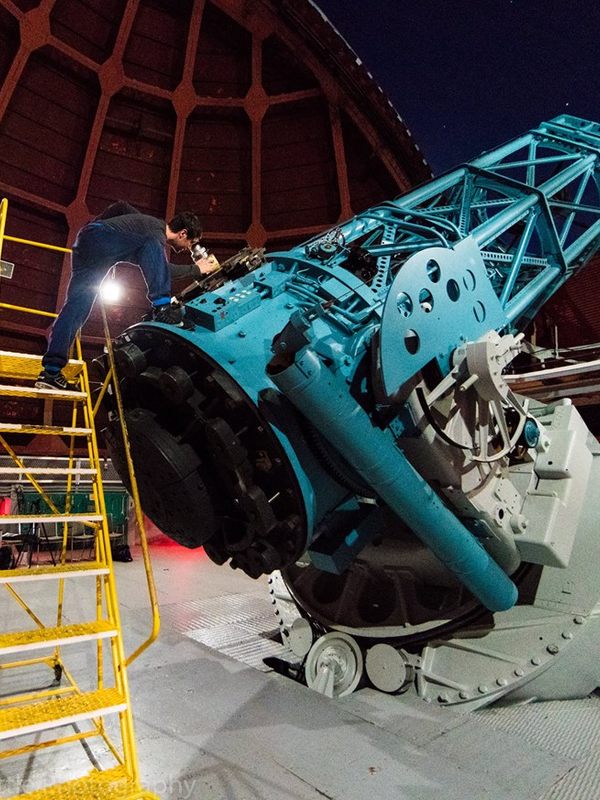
[100,277,123,304]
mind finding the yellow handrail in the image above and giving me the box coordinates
[100,304,160,665]
[0,300,57,318]
[0,195,160,665]
[3,234,71,253]
[0,197,7,262]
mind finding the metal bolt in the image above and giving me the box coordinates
[285,302,294,309]
[546,644,559,655]
[574,616,584,625]
[561,631,573,640]
[496,678,507,687]
[531,657,541,666]
[238,330,247,338]
[459,691,469,700]
[478,685,488,694]
[514,668,524,677]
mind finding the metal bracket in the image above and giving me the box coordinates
[0,260,14,279]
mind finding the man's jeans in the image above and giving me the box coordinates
[42,222,170,371]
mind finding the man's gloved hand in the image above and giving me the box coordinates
[196,253,220,275]
[191,244,220,275]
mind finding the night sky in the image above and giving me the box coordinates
[315,0,600,175]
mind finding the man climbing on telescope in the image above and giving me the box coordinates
[36,202,216,390]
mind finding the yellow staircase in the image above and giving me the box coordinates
[0,349,159,799]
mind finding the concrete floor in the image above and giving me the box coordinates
[2,540,600,799]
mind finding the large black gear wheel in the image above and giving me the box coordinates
[105,407,217,548]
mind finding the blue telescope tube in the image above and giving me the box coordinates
[268,347,518,613]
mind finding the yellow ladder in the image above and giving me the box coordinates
[0,349,159,800]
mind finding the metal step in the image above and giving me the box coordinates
[0,687,127,739]
[0,422,92,436]
[0,562,109,584]
[0,383,87,401]
[0,351,84,382]
[0,513,102,524]
[3,766,148,800]
[0,620,117,655]
[0,466,97,475]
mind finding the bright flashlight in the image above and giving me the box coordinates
[99,277,123,304]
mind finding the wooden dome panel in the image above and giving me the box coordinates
[262,34,319,96]
[0,6,19,83]
[9,0,39,11]
[0,201,67,318]
[86,90,176,216]
[193,2,251,99]
[50,0,127,64]
[0,46,99,206]
[123,0,191,91]
[261,98,339,231]
[178,108,251,233]
[341,110,403,210]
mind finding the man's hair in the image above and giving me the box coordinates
[168,211,202,241]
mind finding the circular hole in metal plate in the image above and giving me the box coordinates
[396,291,413,318]
[463,269,476,291]
[473,301,486,322]
[447,279,460,301]
[419,288,434,313]
[404,329,420,354]
[427,259,441,283]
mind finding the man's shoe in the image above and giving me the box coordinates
[152,302,184,327]
[35,369,70,391]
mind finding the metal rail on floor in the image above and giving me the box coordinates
[0,196,160,799]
